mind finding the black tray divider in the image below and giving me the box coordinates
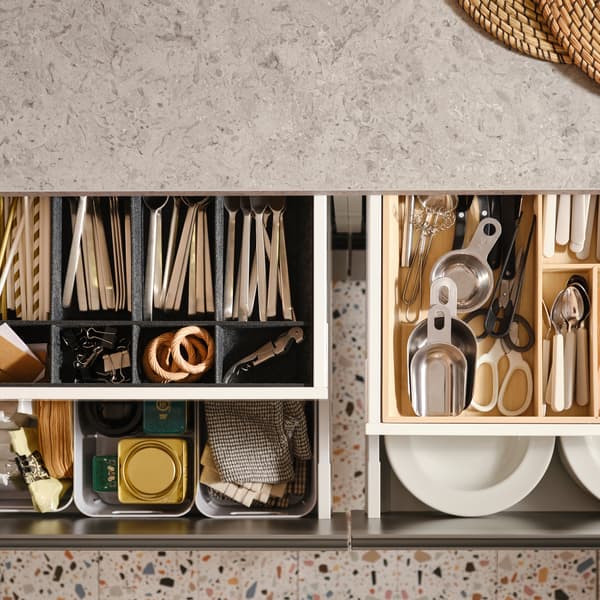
[213,196,225,323]
[130,196,143,322]
[214,324,223,383]
[137,322,217,384]
[131,323,140,384]
[49,324,61,384]
[284,197,314,323]
[51,197,64,321]
[219,323,312,386]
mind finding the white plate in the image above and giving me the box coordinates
[559,437,600,500]
[385,435,555,517]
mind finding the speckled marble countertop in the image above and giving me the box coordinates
[2,0,600,193]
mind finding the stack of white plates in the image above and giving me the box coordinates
[385,435,555,517]
[560,437,600,500]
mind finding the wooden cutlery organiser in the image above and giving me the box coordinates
[379,194,600,423]
[0,196,328,397]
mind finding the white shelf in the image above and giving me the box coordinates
[3,385,330,401]
[366,422,600,437]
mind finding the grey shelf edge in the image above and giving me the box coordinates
[350,511,600,548]
[0,513,349,550]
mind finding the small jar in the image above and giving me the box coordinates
[117,438,187,504]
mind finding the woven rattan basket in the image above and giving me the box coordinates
[458,0,570,63]
[538,0,600,83]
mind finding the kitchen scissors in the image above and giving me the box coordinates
[465,216,536,353]
[470,323,533,416]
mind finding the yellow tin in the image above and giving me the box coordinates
[117,438,187,504]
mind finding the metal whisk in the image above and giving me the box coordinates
[400,195,457,323]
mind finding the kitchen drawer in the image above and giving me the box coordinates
[364,192,600,539]
[0,513,349,549]
[0,193,334,548]
[0,395,334,547]
[366,194,600,436]
[358,436,600,547]
[0,195,329,399]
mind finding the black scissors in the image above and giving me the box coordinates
[465,216,536,353]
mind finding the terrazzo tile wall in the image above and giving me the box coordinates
[0,281,597,599]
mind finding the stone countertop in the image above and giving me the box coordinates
[2,0,600,193]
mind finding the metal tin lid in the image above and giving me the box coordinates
[121,441,181,500]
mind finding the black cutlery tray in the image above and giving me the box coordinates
[1,196,314,387]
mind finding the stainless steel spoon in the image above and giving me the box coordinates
[143,197,168,320]
[567,276,591,407]
[560,286,584,410]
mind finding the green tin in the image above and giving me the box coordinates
[143,401,186,434]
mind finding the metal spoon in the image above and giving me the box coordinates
[560,286,584,410]
[549,291,566,412]
[568,276,591,407]
[541,300,552,416]
[143,197,168,320]
[223,198,239,319]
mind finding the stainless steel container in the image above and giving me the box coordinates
[409,305,468,417]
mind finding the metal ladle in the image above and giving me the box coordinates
[560,286,585,411]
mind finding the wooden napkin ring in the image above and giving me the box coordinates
[143,328,213,383]
[171,326,215,376]
[143,332,200,383]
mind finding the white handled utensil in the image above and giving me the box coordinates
[577,195,597,260]
[549,291,566,412]
[570,194,590,253]
[555,194,571,246]
[570,279,591,407]
[576,326,589,406]
[550,331,565,412]
[543,194,557,258]
[563,327,576,410]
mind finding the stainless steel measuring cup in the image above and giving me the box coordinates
[430,217,502,313]
[408,303,468,417]
[408,277,476,410]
